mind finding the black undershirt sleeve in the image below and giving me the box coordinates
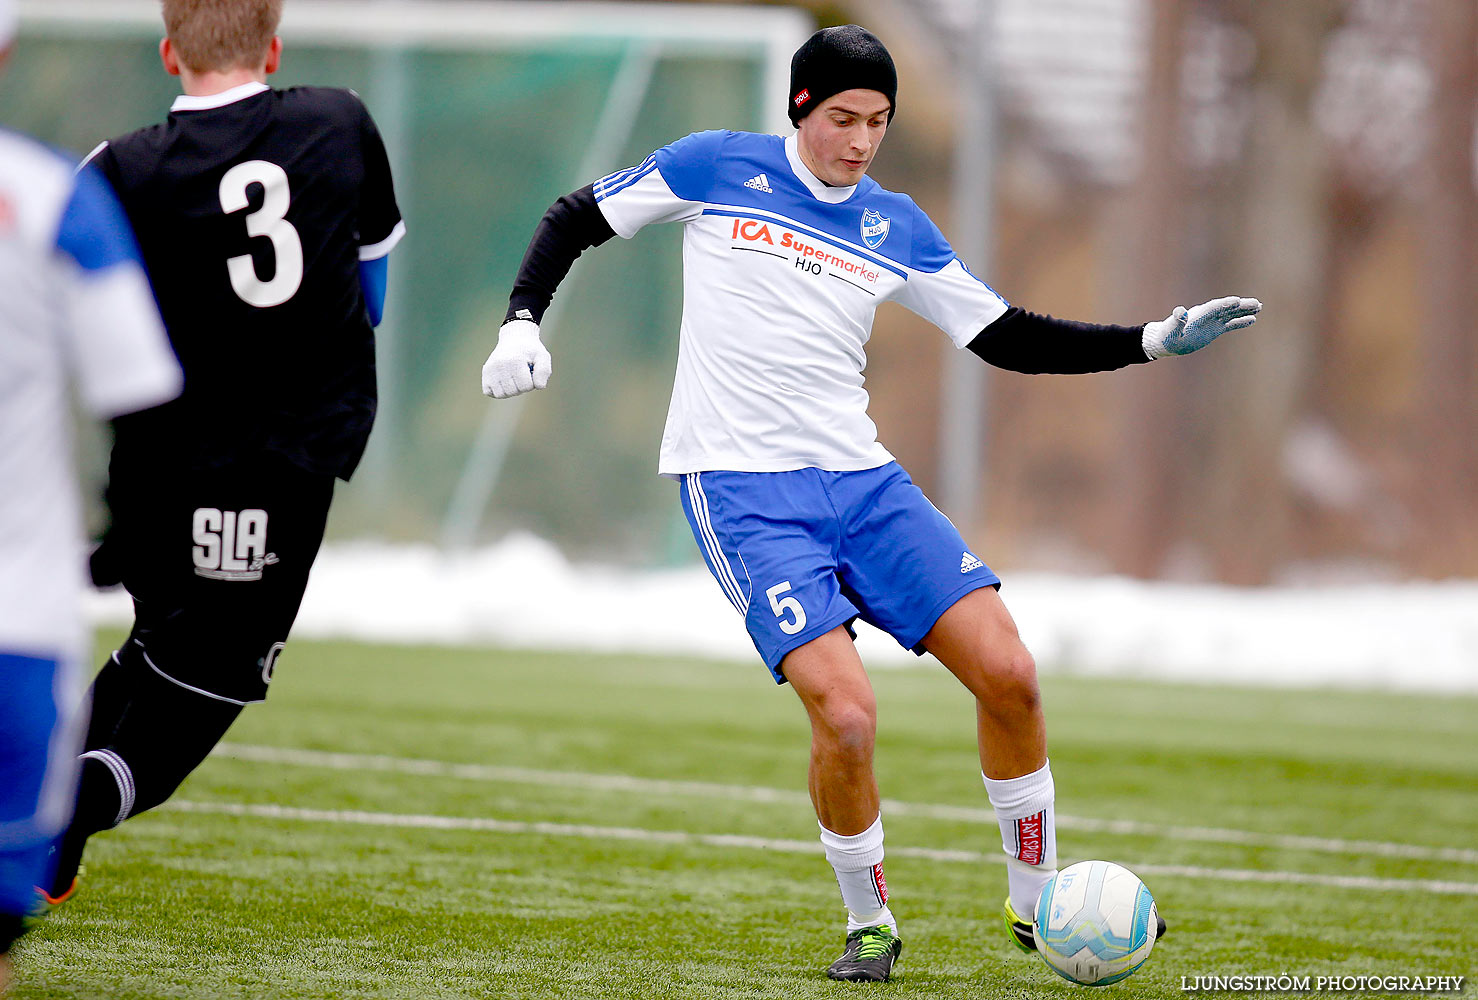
[503,184,617,325]
[965,306,1153,375]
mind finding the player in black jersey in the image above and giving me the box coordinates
[40,0,404,905]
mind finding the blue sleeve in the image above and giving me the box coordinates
[908,199,960,275]
[358,255,388,326]
[54,166,143,273]
[651,130,732,203]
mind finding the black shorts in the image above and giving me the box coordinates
[105,455,335,705]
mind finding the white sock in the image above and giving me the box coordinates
[983,760,1058,920]
[818,814,898,934]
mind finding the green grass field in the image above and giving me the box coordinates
[10,631,1477,999]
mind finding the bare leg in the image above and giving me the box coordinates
[781,626,879,834]
[922,586,1057,919]
[921,586,1045,779]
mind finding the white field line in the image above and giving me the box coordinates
[215,743,1478,866]
[164,799,1478,897]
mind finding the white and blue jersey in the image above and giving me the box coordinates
[594,130,1009,477]
[0,128,179,918]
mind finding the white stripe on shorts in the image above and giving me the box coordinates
[31,652,85,837]
[686,473,748,614]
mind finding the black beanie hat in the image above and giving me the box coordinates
[788,25,897,126]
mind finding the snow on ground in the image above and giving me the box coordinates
[86,534,1478,693]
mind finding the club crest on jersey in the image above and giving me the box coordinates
[860,209,890,250]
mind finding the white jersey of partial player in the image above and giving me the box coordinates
[594,130,1009,476]
[0,129,181,663]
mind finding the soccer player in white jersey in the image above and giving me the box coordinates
[484,25,1259,982]
[0,1,182,982]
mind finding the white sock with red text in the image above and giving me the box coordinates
[984,760,1058,920]
[819,814,897,934]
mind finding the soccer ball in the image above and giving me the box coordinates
[1032,860,1158,986]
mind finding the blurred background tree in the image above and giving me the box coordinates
[852,0,1477,583]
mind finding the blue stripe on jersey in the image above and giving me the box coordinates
[594,154,657,202]
[606,153,657,188]
[595,155,650,196]
[701,207,908,280]
[598,160,657,200]
[952,256,1007,300]
[54,166,143,273]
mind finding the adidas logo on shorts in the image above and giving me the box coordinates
[960,551,984,573]
[743,173,773,193]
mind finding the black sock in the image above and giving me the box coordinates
[48,641,243,896]
[44,757,122,897]
[45,651,135,896]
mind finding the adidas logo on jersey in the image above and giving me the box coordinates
[960,551,985,573]
[743,173,773,193]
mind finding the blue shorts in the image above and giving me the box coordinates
[678,463,1000,682]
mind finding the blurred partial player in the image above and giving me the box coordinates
[0,0,183,983]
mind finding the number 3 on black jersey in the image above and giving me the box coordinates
[219,159,303,307]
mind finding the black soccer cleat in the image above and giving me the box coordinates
[826,924,902,982]
[1005,895,1167,953]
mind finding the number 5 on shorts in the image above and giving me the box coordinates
[766,581,807,635]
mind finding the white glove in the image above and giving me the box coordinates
[482,319,552,398]
[1142,296,1262,359]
